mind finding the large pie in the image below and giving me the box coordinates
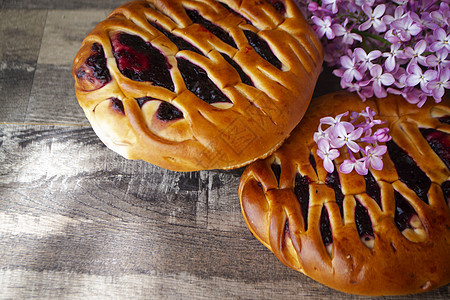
[239,92,450,295]
[72,0,323,171]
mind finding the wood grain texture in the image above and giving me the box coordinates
[0,62,36,123]
[0,10,47,64]
[37,10,111,66]
[0,9,46,123]
[1,0,125,9]
[25,64,88,124]
[0,124,321,298]
[1,124,449,299]
[0,0,448,298]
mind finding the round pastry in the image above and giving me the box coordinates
[72,0,323,171]
[239,91,450,296]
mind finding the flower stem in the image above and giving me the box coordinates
[352,29,391,46]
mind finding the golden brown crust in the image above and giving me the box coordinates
[239,91,450,296]
[72,0,323,171]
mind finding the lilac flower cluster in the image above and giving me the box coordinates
[296,0,450,106]
[314,107,391,175]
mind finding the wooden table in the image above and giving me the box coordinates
[0,1,448,298]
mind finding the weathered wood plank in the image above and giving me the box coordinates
[0,10,47,64]
[0,269,325,299]
[0,123,448,299]
[1,0,124,9]
[1,268,446,300]
[25,64,88,124]
[37,10,111,66]
[0,62,36,123]
[0,124,303,294]
[24,9,111,124]
[0,9,47,123]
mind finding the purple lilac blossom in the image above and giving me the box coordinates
[314,108,391,175]
[295,0,450,106]
[364,145,387,170]
[369,64,395,98]
[317,139,340,173]
[427,68,450,101]
[359,4,387,32]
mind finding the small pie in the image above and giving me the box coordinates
[72,0,323,171]
[239,91,450,295]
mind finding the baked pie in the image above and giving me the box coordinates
[239,91,450,295]
[72,0,323,171]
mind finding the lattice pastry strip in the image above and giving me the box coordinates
[73,0,323,171]
[239,92,449,295]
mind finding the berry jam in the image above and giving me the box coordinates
[157,102,184,121]
[111,33,174,91]
[136,97,184,121]
[219,2,252,24]
[136,96,152,108]
[220,53,254,86]
[271,163,281,184]
[309,153,317,174]
[149,21,203,54]
[111,97,125,115]
[355,200,374,238]
[386,140,431,204]
[265,0,286,15]
[284,219,290,238]
[394,190,416,231]
[244,30,282,69]
[320,206,333,246]
[186,9,237,48]
[442,181,449,205]
[364,171,382,209]
[419,128,450,169]
[325,169,344,216]
[177,57,232,104]
[294,173,310,231]
[438,116,450,124]
[76,43,111,88]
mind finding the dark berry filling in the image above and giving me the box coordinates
[111,33,174,91]
[442,181,449,205]
[364,171,382,209]
[355,200,374,239]
[320,206,333,246]
[419,128,450,169]
[219,2,253,24]
[325,169,344,216]
[309,153,317,173]
[157,102,184,121]
[136,96,153,107]
[149,21,203,55]
[394,190,416,232]
[111,97,125,115]
[294,173,310,231]
[257,181,264,191]
[271,163,281,184]
[177,57,232,104]
[186,9,237,48]
[438,115,450,124]
[135,97,183,121]
[386,140,431,204]
[244,30,282,69]
[76,43,111,88]
[265,0,286,15]
[284,219,290,238]
[220,53,254,86]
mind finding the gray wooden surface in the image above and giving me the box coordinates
[0,1,448,299]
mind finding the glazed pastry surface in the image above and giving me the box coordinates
[239,92,450,296]
[73,0,323,171]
